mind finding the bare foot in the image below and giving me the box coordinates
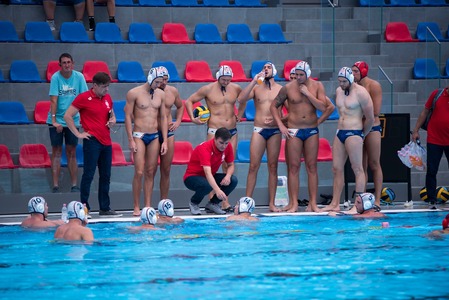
[320,204,341,212]
[133,208,140,216]
[305,205,321,212]
[269,205,283,212]
[286,205,298,213]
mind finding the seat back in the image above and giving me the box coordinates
[171,0,201,6]
[138,0,169,5]
[82,61,114,83]
[283,60,301,80]
[34,100,51,124]
[416,22,445,41]
[95,23,126,43]
[0,21,20,42]
[390,0,419,6]
[115,0,137,5]
[117,61,146,82]
[185,60,214,82]
[219,60,251,82]
[194,23,224,44]
[113,100,126,123]
[61,144,84,167]
[421,0,447,5]
[413,58,441,79]
[181,100,202,122]
[234,0,266,6]
[46,60,60,82]
[316,98,339,120]
[152,60,184,82]
[359,0,385,6]
[162,23,195,44]
[385,22,418,42]
[227,24,255,43]
[19,144,51,168]
[112,142,129,166]
[203,0,232,6]
[317,138,333,162]
[258,23,291,43]
[0,101,30,124]
[10,60,42,82]
[250,60,281,80]
[172,141,194,164]
[128,23,161,43]
[243,99,255,121]
[24,21,57,42]
[278,139,286,162]
[60,22,92,43]
[0,145,16,169]
[236,140,267,163]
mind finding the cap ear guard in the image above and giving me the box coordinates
[338,67,354,84]
[216,65,233,80]
[353,61,368,79]
[238,197,255,214]
[158,199,174,217]
[67,201,86,221]
[28,196,46,214]
[294,61,311,79]
[141,207,158,225]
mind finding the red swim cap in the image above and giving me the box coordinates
[442,213,449,230]
[353,61,369,79]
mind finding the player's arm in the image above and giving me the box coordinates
[317,96,335,125]
[185,86,208,121]
[171,89,184,131]
[124,90,137,152]
[359,90,374,136]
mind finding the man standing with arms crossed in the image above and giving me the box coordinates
[125,67,168,216]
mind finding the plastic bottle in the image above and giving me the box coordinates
[257,74,265,85]
[61,203,68,222]
[275,176,289,207]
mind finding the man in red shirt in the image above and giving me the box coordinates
[64,72,121,217]
[184,128,238,215]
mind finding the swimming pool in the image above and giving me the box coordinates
[0,212,448,299]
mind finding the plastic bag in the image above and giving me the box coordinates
[397,141,427,171]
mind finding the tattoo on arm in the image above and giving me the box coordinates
[274,88,287,108]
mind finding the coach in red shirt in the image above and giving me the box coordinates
[184,128,238,215]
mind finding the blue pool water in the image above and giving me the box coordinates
[0,212,448,299]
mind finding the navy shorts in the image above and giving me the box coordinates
[48,125,79,147]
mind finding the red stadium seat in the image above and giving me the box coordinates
[283,60,301,80]
[278,139,286,162]
[317,138,333,162]
[185,60,214,82]
[19,144,51,168]
[34,100,50,124]
[0,145,16,169]
[161,23,195,44]
[112,142,130,166]
[181,100,202,122]
[218,60,252,82]
[82,61,117,83]
[46,60,59,82]
[385,22,419,42]
[172,141,194,165]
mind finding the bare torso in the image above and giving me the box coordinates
[253,82,283,128]
[335,85,366,130]
[205,82,241,129]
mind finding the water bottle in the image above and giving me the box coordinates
[275,176,289,207]
[257,74,265,85]
[61,203,68,222]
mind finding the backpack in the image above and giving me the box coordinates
[421,88,444,131]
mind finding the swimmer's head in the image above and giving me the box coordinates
[158,199,174,217]
[289,67,297,81]
[294,61,311,80]
[28,196,47,215]
[237,197,255,214]
[216,65,233,87]
[262,61,277,78]
[338,67,354,95]
[158,66,170,89]
[355,193,375,214]
[443,213,449,230]
[67,201,86,222]
[141,207,157,225]
[352,61,368,82]
[147,67,165,88]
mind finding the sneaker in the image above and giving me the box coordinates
[52,186,59,193]
[189,202,201,215]
[343,200,351,208]
[428,202,438,210]
[99,210,123,217]
[88,18,95,31]
[71,186,80,193]
[205,202,226,215]
[403,200,414,208]
[46,19,55,31]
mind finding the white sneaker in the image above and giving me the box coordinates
[403,200,413,208]
[189,202,201,215]
[46,19,56,31]
[205,202,226,215]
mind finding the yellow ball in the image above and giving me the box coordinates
[436,186,449,203]
[380,187,395,204]
[193,106,210,122]
[420,187,428,202]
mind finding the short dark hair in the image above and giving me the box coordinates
[215,127,231,141]
[58,53,73,63]
[92,72,111,85]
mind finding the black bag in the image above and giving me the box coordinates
[421,88,444,131]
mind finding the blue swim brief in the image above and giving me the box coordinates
[158,130,175,144]
[288,127,319,141]
[369,125,382,133]
[253,127,281,140]
[132,131,159,146]
[336,129,364,144]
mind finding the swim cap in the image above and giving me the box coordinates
[442,213,449,230]
[215,65,233,80]
[295,61,311,79]
[141,207,157,225]
[358,193,375,212]
[147,67,165,85]
[158,199,174,217]
[338,67,354,84]
[28,196,46,214]
[158,66,170,81]
[67,201,86,221]
[290,67,296,75]
[238,197,255,214]
[353,61,369,79]
[264,61,277,77]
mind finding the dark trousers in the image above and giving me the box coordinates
[426,142,449,203]
[80,137,112,211]
[184,173,238,205]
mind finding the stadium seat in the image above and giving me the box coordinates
[61,144,84,167]
[128,23,162,43]
[203,0,233,6]
[151,61,185,82]
[385,22,419,42]
[19,144,51,168]
[115,0,137,5]
[226,24,256,43]
[0,21,21,42]
[243,99,255,121]
[181,100,202,122]
[60,22,93,43]
[283,60,301,80]
[278,139,286,162]
[113,100,126,123]
[138,0,169,5]
[194,23,225,44]
[317,138,332,162]
[172,141,194,164]
[24,21,58,42]
[236,140,267,163]
[112,142,129,166]
[161,23,195,44]
[82,61,117,83]
[250,60,282,81]
[0,101,30,124]
[421,0,447,5]
[359,0,386,6]
[316,98,339,120]
[416,22,449,42]
[234,0,266,6]
[9,60,43,83]
[46,60,60,82]
[95,23,127,43]
[389,0,421,6]
[34,101,51,124]
[171,0,201,6]
[185,60,214,82]
[413,58,442,79]
[117,61,146,82]
[258,24,292,43]
[0,145,16,169]
[218,60,251,82]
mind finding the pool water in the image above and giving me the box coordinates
[1,212,448,299]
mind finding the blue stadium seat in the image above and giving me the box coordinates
[416,22,449,42]
[258,24,292,43]
[243,99,255,121]
[94,23,127,43]
[250,60,283,81]
[413,58,441,79]
[171,0,201,6]
[128,23,162,43]
[421,0,447,5]
[9,60,43,82]
[60,22,93,43]
[316,98,339,120]
[236,140,267,163]
[389,0,421,6]
[151,61,185,82]
[226,24,256,43]
[194,23,225,44]
[0,21,21,42]
[0,102,30,124]
[24,22,58,42]
[61,144,84,167]
[138,0,169,5]
[203,0,233,6]
[113,100,126,123]
[117,61,146,82]
[359,0,386,6]
[234,0,266,6]
[115,0,138,5]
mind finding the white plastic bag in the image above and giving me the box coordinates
[397,141,427,171]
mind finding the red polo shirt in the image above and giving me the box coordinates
[72,88,113,146]
[183,139,234,181]
[425,88,449,146]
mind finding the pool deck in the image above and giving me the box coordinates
[1,201,448,225]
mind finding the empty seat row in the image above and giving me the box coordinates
[9,0,266,6]
[413,58,449,79]
[0,21,291,44]
[360,0,448,6]
[385,21,449,43]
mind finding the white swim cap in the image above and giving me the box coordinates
[141,207,157,225]
[295,61,311,79]
[147,67,165,85]
[264,61,277,77]
[238,197,255,214]
[158,66,170,81]
[359,193,375,211]
[158,199,174,217]
[215,65,233,80]
[290,67,296,75]
[28,196,46,214]
[67,201,86,221]
[338,67,354,84]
